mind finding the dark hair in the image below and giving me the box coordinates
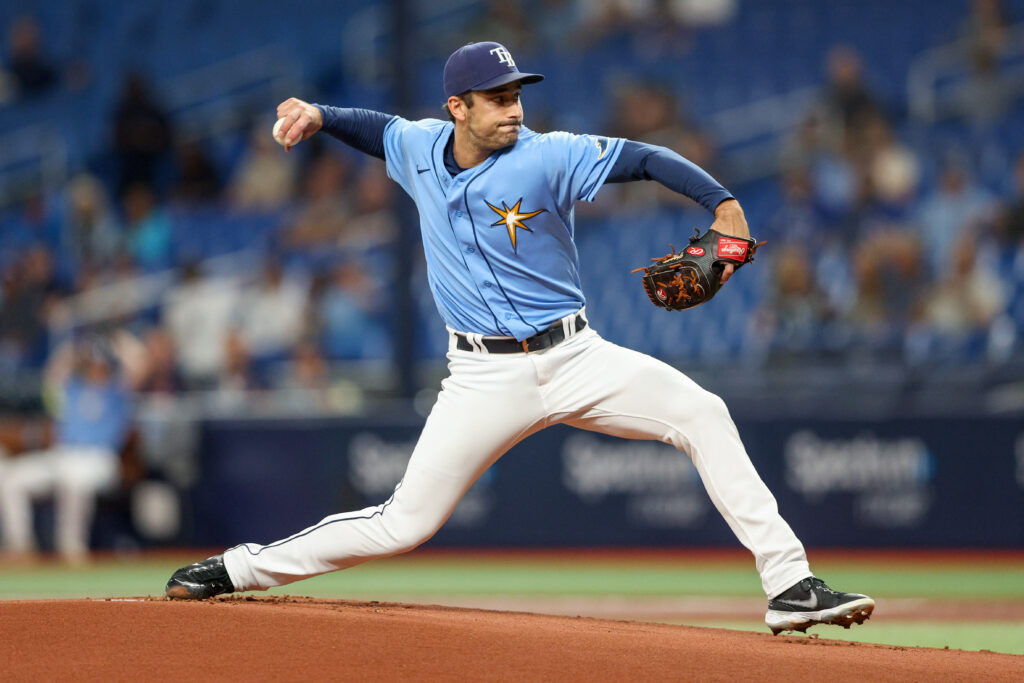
[443,92,474,122]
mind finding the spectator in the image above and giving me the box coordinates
[606,83,709,207]
[162,262,240,388]
[236,258,309,362]
[819,45,882,149]
[0,331,144,562]
[0,245,58,372]
[764,170,825,247]
[924,233,1005,336]
[954,1,1014,178]
[670,0,737,26]
[283,339,329,389]
[574,0,695,57]
[60,173,122,278]
[609,81,686,147]
[220,330,258,391]
[534,0,586,51]
[463,0,536,52]
[112,73,173,195]
[998,150,1024,246]
[959,38,1012,127]
[208,330,264,413]
[574,0,653,46]
[858,113,920,212]
[848,230,926,351]
[341,162,398,250]
[2,193,61,254]
[122,183,173,272]
[274,339,333,412]
[960,0,1009,61]
[915,158,997,272]
[5,15,57,99]
[761,244,834,356]
[279,152,354,248]
[228,119,298,211]
[781,112,858,228]
[315,261,389,360]
[135,326,185,396]
[793,46,887,228]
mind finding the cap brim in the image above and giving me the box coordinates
[471,71,544,93]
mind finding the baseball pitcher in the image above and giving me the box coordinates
[166,42,874,635]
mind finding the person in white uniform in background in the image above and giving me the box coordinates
[1,332,143,562]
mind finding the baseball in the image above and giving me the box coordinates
[272,117,289,146]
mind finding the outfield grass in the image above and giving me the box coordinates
[682,619,1024,654]
[5,556,1024,599]
[1,552,1022,655]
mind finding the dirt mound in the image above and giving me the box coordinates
[3,597,1019,681]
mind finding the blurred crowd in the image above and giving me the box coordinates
[0,2,1020,392]
[755,29,1024,364]
[0,104,397,398]
[0,1,1023,556]
[0,2,1021,387]
[0,16,399,405]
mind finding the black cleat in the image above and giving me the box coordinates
[765,576,874,635]
[165,555,235,600]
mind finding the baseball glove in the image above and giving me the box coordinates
[632,229,764,311]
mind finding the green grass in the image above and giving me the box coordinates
[293,557,1024,600]
[1,553,1022,656]
[689,620,1024,656]
[5,555,1023,600]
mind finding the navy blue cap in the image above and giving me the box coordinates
[443,42,544,98]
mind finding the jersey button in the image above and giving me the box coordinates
[454,210,463,217]
[504,312,513,320]
[483,281,493,288]
[465,246,475,254]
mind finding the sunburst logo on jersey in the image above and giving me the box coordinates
[485,198,547,252]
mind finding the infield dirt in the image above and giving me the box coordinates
[2,596,1021,681]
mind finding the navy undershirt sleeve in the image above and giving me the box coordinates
[314,105,394,160]
[606,139,734,214]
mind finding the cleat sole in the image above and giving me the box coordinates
[766,598,875,636]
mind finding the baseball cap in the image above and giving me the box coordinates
[443,42,544,98]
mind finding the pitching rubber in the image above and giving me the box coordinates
[766,597,876,635]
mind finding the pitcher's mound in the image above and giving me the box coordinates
[3,596,1019,681]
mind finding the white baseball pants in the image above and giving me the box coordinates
[0,445,120,558]
[225,318,811,597]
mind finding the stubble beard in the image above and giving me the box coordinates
[469,118,521,152]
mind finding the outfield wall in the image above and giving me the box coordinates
[186,414,1024,548]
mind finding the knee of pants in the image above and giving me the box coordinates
[381,510,446,555]
[689,389,732,424]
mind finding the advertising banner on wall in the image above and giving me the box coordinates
[189,415,1024,548]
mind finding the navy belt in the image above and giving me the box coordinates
[456,315,587,354]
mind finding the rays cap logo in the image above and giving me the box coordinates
[443,41,544,98]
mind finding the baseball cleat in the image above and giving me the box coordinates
[765,576,874,635]
[165,554,235,600]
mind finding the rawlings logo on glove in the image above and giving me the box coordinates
[632,229,764,311]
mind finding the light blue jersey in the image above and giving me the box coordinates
[57,376,132,452]
[383,119,624,340]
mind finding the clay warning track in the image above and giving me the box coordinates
[1,597,1020,682]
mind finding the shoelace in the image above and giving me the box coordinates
[807,577,838,595]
